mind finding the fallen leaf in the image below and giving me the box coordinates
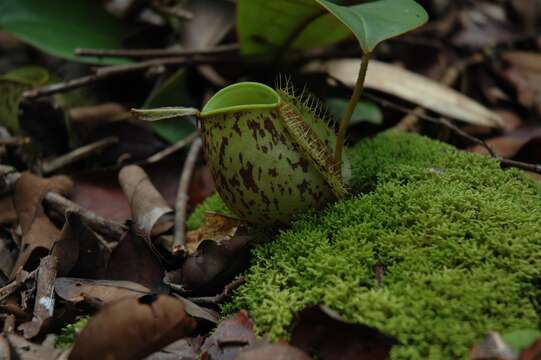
[470,332,517,360]
[53,212,110,279]
[308,59,504,127]
[5,334,61,360]
[105,223,166,293]
[185,213,242,255]
[179,225,253,294]
[290,305,398,360]
[520,339,541,359]
[145,337,202,360]
[235,343,311,360]
[18,256,58,339]
[72,171,131,224]
[452,3,520,49]
[468,126,541,158]
[54,277,218,324]
[0,234,16,284]
[501,51,541,114]
[173,294,219,325]
[200,310,257,360]
[0,335,13,359]
[12,173,72,277]
[55,278,150,305]
[69,294,197,360]
[0,195,16,225]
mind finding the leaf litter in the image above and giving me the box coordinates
[0,0,541,359]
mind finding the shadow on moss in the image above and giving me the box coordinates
[189,131,541,359]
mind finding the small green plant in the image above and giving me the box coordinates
[134,0,428,224]
[56,316,89,350]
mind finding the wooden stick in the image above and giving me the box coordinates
[23,55,238,99]
[75,43,239,59]
[146,132,198,163]
[41,137,118,175]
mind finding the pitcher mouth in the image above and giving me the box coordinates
[201,82,281,118]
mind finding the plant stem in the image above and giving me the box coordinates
[334,52,371,167]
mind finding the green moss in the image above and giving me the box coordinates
[56,316,89,350]
[187,192,235,230]
[194,131,541,359]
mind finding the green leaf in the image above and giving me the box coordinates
[326,98,382,125]
[238,0,351,59]
[0,0,133,64]
[502,329,541,354]
[0,66,49,134]
[143,69,196,144]
[314,0,429,53]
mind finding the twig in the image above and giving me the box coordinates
[41,137,118,175]
[75,43,239,59]
[173,137,202,254]
[187,277,246,305]
[0,167,126,240]
[147,132,198,163]
[22,55,239,99]
[0,270,37,303]
[0,137,31,146]
[151,1,194,20]
[44,192,126,240]
[363,92,541,175]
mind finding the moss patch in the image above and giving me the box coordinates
[56,316,89,350]
[190,131,541,359]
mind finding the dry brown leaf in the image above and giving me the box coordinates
[179,226,252,294]
[468,126,541,158]
[502,51,541,113]
[55,278,150,305]
[200,310,257,360]
[291,305,398,360]
[5,334,61,360]
[307,59,503,128]
[0,195,16,225]
[53,212,110,279]
[519,339,541,359]
[12,173,72,278]
[69,294,197,360]
[235,343,311,360]
[185,213,241,254]
[105,223,165,292]
[18,255,58,339]
[470,332,516,360]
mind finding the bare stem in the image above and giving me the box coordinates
[173,137,202,254]
[334,52,371,167]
